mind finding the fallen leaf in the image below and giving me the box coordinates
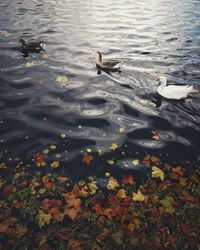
[88,181,98,194]
[82,154,94,165]
[122,175,135,185]
[107,177,119,190]
[107,160,115,165]
[51,161,60,168]
[132,190,147,202]
[159,196,175,214]
[110,143,118,150]
[117,189,126,199]
[37,210,52,228]
[152,166,165,181]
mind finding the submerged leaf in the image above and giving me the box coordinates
[56,76,68,85]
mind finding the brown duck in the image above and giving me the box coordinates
[96,51,121,71]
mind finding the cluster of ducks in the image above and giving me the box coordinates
[19,39,198,101]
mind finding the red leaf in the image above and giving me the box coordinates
[82,154,94,165]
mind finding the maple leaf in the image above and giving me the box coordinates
[117,189,127,199]
[152,166,164,181]
[107,177,119,190]
[88,181,98,195]
[37,210,52,228]
[79,185,89,197]
[92,203,104,215]
[159,196,175,214]
[132,190,147,202]
[122,175,135,185]
[82,154,94,165]
[110,143,118,150]
[56,75,68,85]
[51,161,60,168]
[64,206,81,220]
[67,239,82,250]
[48,208,64,222]
[64,192,81,208]
[107,160,115,165]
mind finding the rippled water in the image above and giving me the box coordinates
[0,0,200,178]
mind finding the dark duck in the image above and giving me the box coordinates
[19,39,45,55]
[96,51,121,74]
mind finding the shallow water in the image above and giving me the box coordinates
[0,0,200,178]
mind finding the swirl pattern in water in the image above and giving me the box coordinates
[0,0,200,176]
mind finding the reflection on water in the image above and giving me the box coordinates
[0,0,200,175]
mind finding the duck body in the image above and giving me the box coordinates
[156,76,198,100]
[19,39,45,53]
[96,51,121,71]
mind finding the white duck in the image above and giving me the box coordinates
[156,76,198,100]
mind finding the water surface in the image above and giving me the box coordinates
[0,0,200,178]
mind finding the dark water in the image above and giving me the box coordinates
[0,0,200,178]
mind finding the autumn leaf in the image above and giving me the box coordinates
[152,166,164,181]
[37,210,52,228]
[51,161,60,168]
[107,160,115,165]
[107,177,119,190]
[159,196,175,214]
[82,154,94,165]
[117,189,126,199]
[122,175,135,185]
[56,75,68,85]
[64,206,81,220]
[64,192,81,208]
[67,239,82,250]
[88,181,98,195]
[151,130,160,141]
[132,190,147,202]
[110,143,118,150]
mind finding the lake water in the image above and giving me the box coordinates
[0,0,200,178]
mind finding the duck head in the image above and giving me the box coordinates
[19,39,25,45]
[156,76,167,87]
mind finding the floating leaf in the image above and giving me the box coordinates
[0,162,7,169]
[122,175,134,185]
[110,143,118,150]
[56,76,68,85]
[86,148,92,153]
[82,154,94,165]
[152,166,164,181]
[107,160,115,165]
[37,210,52,228]
[51,161,60,168]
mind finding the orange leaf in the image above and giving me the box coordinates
[122,175,135,185]
[67,239,82,250]
[64,206,81,220]
[82,154,94,165]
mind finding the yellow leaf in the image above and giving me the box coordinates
[110,143,118,150]
[88,181,98,194]
[56,76,68,85]
[79,186,89,197]
[51,161,60,168]
[64,207,81,220]
[107,160,115,165]
[159,196,175,214]
[152,166,164,181]
[117,189,126,199]
[107,177,119,190]
[105,172,110,177]
[50,145,56,150]
[37,210,52,228]
[61,133,66,138]
[86,148,92,153]
[98,149,103,156]
[132,190,147,202]
[0,162,7,169]
[179,178,187,186]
